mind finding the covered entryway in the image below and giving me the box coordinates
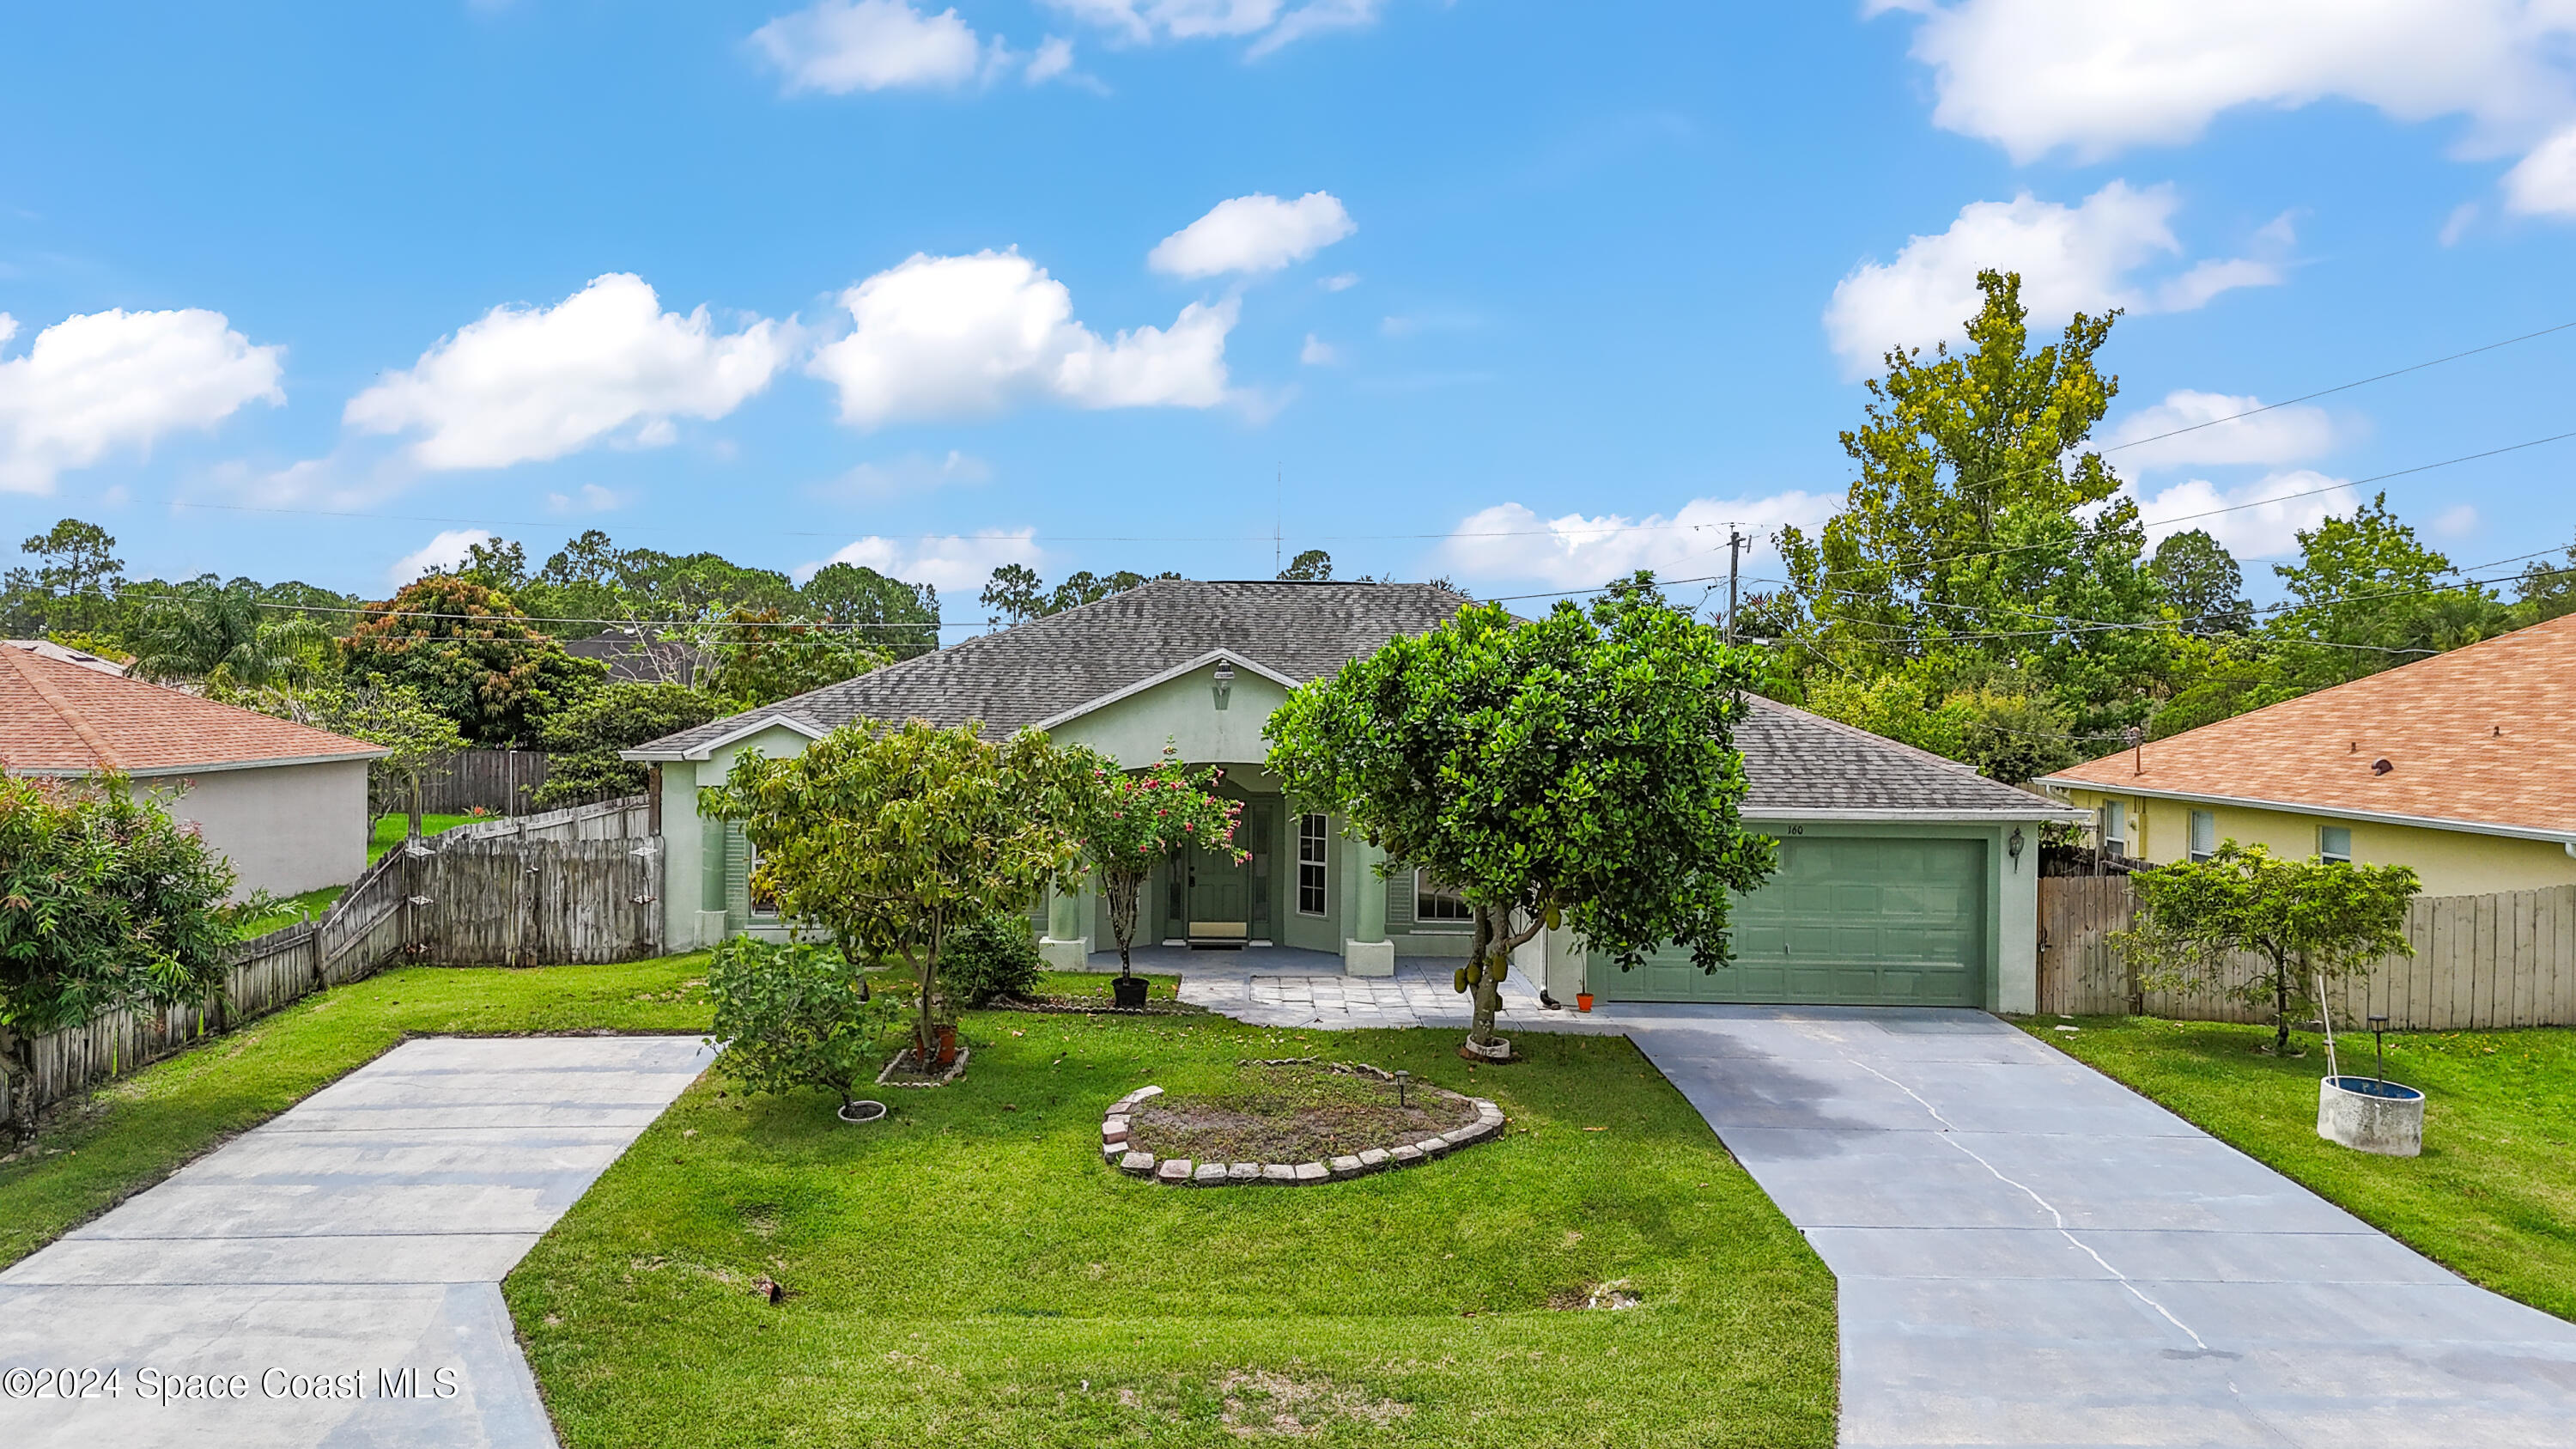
[1601,836,1987,1006]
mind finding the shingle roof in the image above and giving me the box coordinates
[630,579,1476,757]
[0,646,387,776]
[1736,694,2075,818]
[630,578,2061,820]
[2040,612,2576,838]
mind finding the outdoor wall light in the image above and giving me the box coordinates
[1212,660,1235,710]
[2007,826,2026,870]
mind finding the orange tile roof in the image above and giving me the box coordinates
[2041,612,2576,839]
[0,645,386,777]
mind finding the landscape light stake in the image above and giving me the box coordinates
[1394,1070,1410,1109]
[2369,1014,2390,1085]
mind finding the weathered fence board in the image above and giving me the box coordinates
[413,749,553,816]
[2037,877,2576,1030]
[438,795,650,847]
[2,829,664,1128]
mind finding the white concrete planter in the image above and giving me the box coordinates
[2318,1075,2425,1157]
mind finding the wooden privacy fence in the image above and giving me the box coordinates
[2,825,663,1129]
[413,749,552,815]
[2038,877,2576,1030]
[438,794,651,847]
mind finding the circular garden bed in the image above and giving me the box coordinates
[1099,1059,1504,1186]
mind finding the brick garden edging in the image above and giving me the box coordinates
[1098,1062,1506,1186]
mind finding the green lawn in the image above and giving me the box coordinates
[234,883,349,938]
[368,812,476,863]
[507,1007,1836,1448]
[0,957,714,1269]
[2026,1016,2576,1322]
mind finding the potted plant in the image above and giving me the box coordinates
[1064,740,1244,1011]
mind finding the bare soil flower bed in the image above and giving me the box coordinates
[1121,1060,1482,1165]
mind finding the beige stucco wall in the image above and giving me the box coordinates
[2057,786,2576,896]
[145,758,372,899]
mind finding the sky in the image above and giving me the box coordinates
[6,1,2576,631]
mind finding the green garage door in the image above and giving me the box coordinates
[1601,837,1987,1007]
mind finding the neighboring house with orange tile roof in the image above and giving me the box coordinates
[1,642,387,897]
[2039,612,2576,895]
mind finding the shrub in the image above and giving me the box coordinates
[704,937,896,1107]
[939,911,1045,1007]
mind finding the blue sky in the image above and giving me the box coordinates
[6,1,2576,625]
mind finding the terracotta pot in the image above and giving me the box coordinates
[933,1024,959,1068]
[1576,993,1595,1013]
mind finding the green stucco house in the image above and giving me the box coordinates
[623,579,2076,1011]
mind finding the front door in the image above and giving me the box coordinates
[1187,848,1249,940]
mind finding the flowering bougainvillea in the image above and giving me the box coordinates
[1066,739,1245,977]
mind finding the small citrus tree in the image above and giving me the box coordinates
[699,720,1080,1065]
[704,937,896,1109]
[2117,842,2419,1055]
[1065,741,1244,980]
[1267,578,1776,1058]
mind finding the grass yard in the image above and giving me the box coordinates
[368,812,476,862]
[2026,1016,2576,1322]
[0,956,714,1269]
[507,1008,1837,1448]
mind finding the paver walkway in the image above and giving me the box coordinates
[1177,964,2576,1446]
[0,1035,708,1449]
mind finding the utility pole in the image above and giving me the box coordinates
[1725,527,1744,643]
[1274,465,1283,576]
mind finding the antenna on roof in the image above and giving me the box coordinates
[1274,463,1282,576]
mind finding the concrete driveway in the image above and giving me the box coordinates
[0,1035,708,1449]
[1626,1007,2576,1448]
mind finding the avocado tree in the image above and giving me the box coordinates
[1064,740,1244,982]
[698,720,1081,1066]
[0,776,240,1144]
[2117,842,2419,1055]
[1266,577,1777,1059]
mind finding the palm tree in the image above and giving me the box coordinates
[132,588,333,688]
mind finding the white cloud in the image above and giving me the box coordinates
[799,528,1041,594]
[1873,1,2576,165]
[751,1,985,93]
[1148,192,1355,278]
[1822,182,2285,375]
[2431,502,2482,538]
[1299,333,1339,365]
[2131,469,2358,559]
[0,307,283,495]
[811,448,994,499]
[808,249,1235,427]
[1025,35,1078,82]
[1319,271,1360,291]
[546,484,626,514]
[2105,390,2336,472]
[387,528,492,588]
[1042,0,1386,54]
[344,273,790,471]
[2440,201,2482,244]
[1433,492,1844,590]
[2503,121,2576,214]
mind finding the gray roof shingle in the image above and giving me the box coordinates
[633,577,2069,819]
[629,579,1473,757]
[1735,695,2072,817]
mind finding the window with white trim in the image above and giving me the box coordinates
[1297,813,1328,916]
[2189,809,2216,863]
[745,835,781,917]
[2319,825,2353,864]
[1414,870,1473,924]
[2098,801,2127,857]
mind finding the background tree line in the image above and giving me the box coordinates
[1753,269,2576,784]
[0,526,945,814]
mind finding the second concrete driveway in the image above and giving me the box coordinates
[0,1034,708,1449]
[1626,1006,2576,1449]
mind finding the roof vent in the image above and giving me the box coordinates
[2372,758,2394,776]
